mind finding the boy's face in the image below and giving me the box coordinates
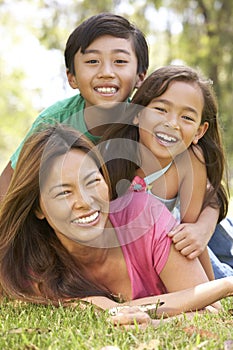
[67,35,146,108]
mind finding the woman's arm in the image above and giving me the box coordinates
[160,243,209,291]
[83,275,233,317]
[123,277,233,316]
[80,245,233,318]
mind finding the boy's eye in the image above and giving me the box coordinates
[86,59,99,64]
[115,59,128,64]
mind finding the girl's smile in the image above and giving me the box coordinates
[153,126,180,147]
[134,81,209,165]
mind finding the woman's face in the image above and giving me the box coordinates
[134,81,209,163]
[37,149,110,247]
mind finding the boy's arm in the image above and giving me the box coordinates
[0,122,41,202]
[0,161,14,201]
[0,135,28,202]
[0,102,65,202]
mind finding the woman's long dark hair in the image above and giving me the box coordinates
[100,65,229,221]
[0,124,114,304]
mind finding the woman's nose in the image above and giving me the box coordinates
[72,192,92,210]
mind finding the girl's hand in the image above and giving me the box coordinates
[168,223,211,259]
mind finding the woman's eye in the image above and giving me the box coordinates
[55,190,71,198]
[86,178,101,186]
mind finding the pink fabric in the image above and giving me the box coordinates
[109,192,177,299]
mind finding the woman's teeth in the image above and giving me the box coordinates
[73,211,99,224]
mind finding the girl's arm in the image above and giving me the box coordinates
[178,147,208,224]
[169,205,219,260]
[169,149,216,279]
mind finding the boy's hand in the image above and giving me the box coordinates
[168,223,211,259]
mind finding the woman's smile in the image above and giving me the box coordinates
[38,149,110,246]
[71,210,100,226]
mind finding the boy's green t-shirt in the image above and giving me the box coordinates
[10,94,100,169]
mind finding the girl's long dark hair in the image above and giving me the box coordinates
[0,125,114,304]
[100,65,229,221]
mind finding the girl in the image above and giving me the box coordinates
[0,124,232,321]
[100,65,230,279]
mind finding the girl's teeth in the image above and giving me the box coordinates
[156,133,177,142]
[73,211,99,224]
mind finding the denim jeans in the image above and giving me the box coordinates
[208,217,233,279]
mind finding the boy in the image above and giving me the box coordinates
[0,12,148,198]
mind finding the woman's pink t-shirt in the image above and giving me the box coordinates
[109,192,177,299]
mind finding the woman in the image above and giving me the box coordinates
[0,124,232,320]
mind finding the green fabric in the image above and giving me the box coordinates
[10,94,100,169]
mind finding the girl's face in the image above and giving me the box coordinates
[36,149,110,248]
[134,81,209,163]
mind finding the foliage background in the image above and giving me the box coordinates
[0,0,232,187]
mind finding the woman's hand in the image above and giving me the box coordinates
[108,306,153,326]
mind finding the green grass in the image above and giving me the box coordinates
[0,298,233,349]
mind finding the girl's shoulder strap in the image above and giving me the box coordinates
[144,161,173,185]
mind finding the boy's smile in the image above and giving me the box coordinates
[67,35,144,108]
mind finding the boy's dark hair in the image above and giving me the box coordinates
[65,12,149,75]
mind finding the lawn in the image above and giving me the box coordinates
[0,297,233,349]
[1,202,233,350]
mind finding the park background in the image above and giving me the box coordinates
[1,2,233,349]
[1,0,233,196]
